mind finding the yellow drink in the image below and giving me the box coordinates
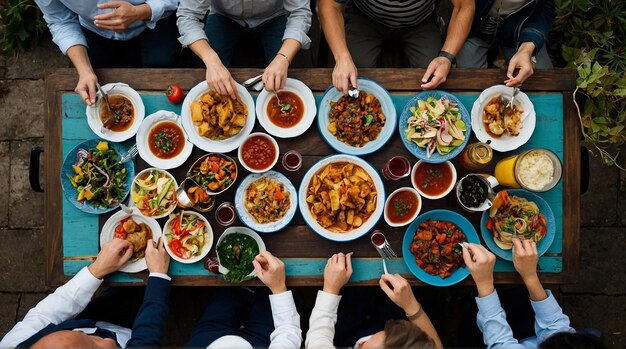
[495,155,521,188]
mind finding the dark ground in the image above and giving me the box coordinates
[0,35,624,347]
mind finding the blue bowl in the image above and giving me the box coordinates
[480,189,555,261]
[402,209,480,286]
[398,90,471,163]
[61,139,135,214]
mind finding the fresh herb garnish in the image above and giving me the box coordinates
[394,199,412,216]
[281,103,292,112]
[154,131,174,152]
[364,114,374,126]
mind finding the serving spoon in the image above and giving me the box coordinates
[96,83,120,129]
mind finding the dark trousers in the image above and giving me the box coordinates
[75,286,146,329]
[333,287,405,347]
[184,287,274,348]
[344,5,442,68]
[81,14,180,69]
[204,13,287,67]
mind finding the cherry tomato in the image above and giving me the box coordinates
[166,84,184,104]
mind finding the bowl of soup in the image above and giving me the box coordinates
[86,83,145,142]
[238,133,279,173]
[411,160,457,200]
[136,110,193,169]
[384,187,421,227]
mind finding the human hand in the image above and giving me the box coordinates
[323,252,353,295]
[253,251,287,294]
[379,274,421,316]
[94,2,151,32]
[263,54,289,92]
[332,56,358,95]
[462,243,496,297]
[88,238,133,279]
[205,55,239,100]
[512,238,539,282]
[420,57,452,90]
[75,72,98,106]
[504,42,535,87]
[145,238,170,274]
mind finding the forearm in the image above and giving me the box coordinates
[277,38,301,63]
[523,274,548,301]
[319,0,351,61]
[135,3,152,22]
[410,309,444,349]
[66,45,95,77]
[189,39,221,67]
[441,0,474,55]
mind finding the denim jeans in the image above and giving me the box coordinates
[204,13,288,67]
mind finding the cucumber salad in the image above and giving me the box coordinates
[165,212,208,259]
[132,169,177,217]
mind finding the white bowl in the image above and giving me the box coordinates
[162,210,213,264]
[411,160,457,200]
[131,168,178,219]
[238,132,280,173]
[181,81,255,153]
[256,78,317,138]
[86,82,145,142]
[136,110,193,169]
[383,187,422,227]
[100,207,162,273]
[470,85,536,152]
[298,154,385,242]
[216,226,266,280]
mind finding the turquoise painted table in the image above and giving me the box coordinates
[43,68,580,286]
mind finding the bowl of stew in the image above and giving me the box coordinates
[411,160,457,200]
[238,132,279,173]
[384,187,421,227]
[186,153,238,195]
[86,82,145,142]
[137,110,193,169]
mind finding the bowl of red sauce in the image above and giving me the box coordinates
[136,110,193,170]
[384,187,421,227]
[238,132,280,173]
[411,160,457,200]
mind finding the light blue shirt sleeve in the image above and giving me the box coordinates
[531,290,575,343]
[476,290,526,349]
[144,0,178,29]
[34,0,87,55]
[176,0,211,47]
[282,0,312,49]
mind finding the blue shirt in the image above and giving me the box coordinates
[476,290,575,349]
[34,0,178,54]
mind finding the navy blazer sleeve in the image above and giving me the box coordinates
[126,276,171,347]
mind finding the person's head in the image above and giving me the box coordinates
[31,330,117,349]
[539,332,605,349]
[361,320,436,349]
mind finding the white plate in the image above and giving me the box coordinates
[471,85,536,152]
[136,110,193,169]
[298,154,385,242]
[100,207,162,273]
[317,78,397,156]
[216,226,267,280]
[162,211,214,264]
[255,78,317,138]
[234,171,298,233]
[86,83,145,142]
[181,81,255,153]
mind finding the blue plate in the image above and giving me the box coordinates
[399,90,471,163]
[480,189,555,261]
[61,139,135,214]
[402,209,480,287]
[317,78,397,156]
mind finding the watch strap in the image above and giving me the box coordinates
[438,50,457,65]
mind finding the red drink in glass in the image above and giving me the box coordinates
[382,156,411,180]
[282,150,302,171]
[371,230,386,246]
[215,202,235,226]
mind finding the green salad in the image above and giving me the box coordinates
[217,233,260,282]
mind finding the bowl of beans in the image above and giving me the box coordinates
[238,132,280,173]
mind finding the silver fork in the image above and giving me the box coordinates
[504,87,520,111]
[120,144,138,163]
[371,231,397,275]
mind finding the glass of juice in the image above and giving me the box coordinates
[282,150,302,171]
[215,202,236,226]
[382,156,411,180]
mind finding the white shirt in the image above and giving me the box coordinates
[305,291,342,349]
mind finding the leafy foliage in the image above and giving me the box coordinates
[554,0,626,168]
[0,0,47,57]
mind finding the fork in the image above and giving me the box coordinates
[120,144,138,163]
[348,86,360,98]
[504,87,520,111]
[96,83,122,128]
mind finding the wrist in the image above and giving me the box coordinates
[136,4,152,22]
[270,284,287,295]
[334,52,353,63]
[438,50,457,66]
[476,280,495,297]
[87,263,106,279]
[518,42,536,56]
[403,300,421,316]
[202,50,221,67]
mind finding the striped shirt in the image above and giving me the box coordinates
[351,0,436,28]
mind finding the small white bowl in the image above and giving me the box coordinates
[216,226,267,281]
[136,110,193,170]
[238,132,280,173]
[162,210,213,264]
[411,160,457,200]
[86,82,145,142]
[131,168,178,219]
[384,187,422,227]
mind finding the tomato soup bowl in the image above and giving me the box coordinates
[384,187,422,227]
[238,132,280,173]
[411,160,457,200]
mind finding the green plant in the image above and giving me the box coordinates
[554,0,626,168]
[0,0,47,57]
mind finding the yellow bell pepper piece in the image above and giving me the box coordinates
[83,188,94,201]
[77,190,85,201]
[72,165,84,176]
[96,141,109,151]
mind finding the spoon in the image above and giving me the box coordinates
[96,83,120,130]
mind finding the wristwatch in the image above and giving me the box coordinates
[438,50,457,66]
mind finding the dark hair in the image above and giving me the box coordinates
[539,332,605,349]
[383,319,436,349]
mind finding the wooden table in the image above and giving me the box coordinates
[44,68,579,287]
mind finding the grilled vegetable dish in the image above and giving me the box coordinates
[328,92,386,147]
[217,233,260,282]
[410,219,467,278]
[191,155,236,192]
